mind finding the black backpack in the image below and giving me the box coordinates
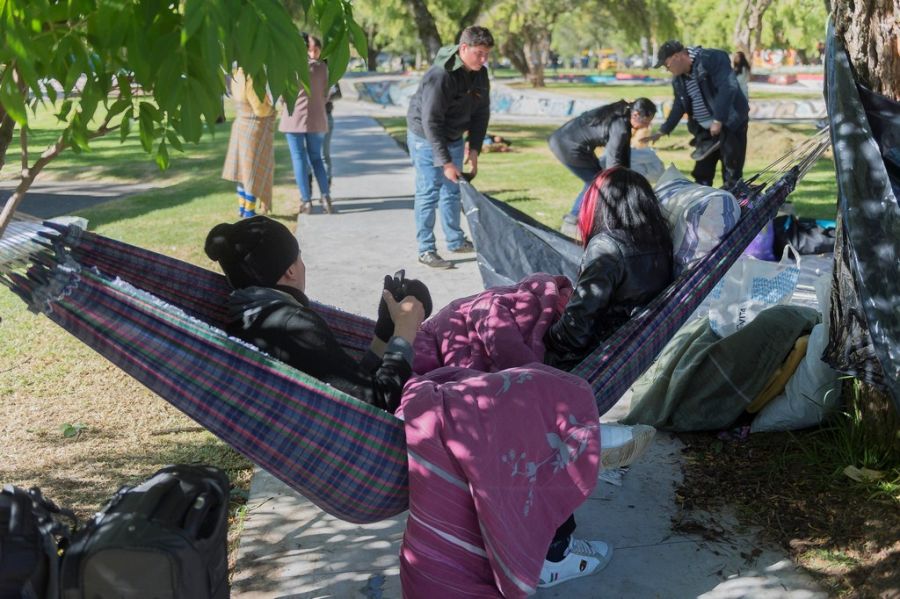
[0,485,76,599]
[60,465,230,599]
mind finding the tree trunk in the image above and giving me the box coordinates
[733,0,773,56]
[501,36,530,80]
[365,23,380,71]
[404,0,442,61]
[833,0,900,101]
[454,0,486,43]
[0,112,15,174]
[522,27,549,88]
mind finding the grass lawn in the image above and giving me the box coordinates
[380,117,838,228]
[1,104,307,570]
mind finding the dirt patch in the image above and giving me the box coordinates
[674,431,899,598]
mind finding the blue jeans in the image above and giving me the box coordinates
[285,132,329,202]
[323,112,334,184]
[565,162,602,216]
[407,131,466,254]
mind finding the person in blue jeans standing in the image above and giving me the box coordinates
[280,34,333,215]
[405,26,494,268]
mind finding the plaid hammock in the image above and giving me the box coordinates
[1,144,825,523]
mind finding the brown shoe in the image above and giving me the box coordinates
[298,202,312,215]
[320,196,334,214]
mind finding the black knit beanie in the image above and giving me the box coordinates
[204,216,300,288]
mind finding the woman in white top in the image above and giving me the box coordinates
[733,51,751,99]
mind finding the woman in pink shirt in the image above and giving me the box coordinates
[279,34,332,214]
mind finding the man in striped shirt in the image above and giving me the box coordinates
[649,40,750,189]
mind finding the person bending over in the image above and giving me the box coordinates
[549,98,657,225]
[205,216,427,413]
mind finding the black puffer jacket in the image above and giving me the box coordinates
[548,100,633,171]
[225,285,412,413]
[544,230,673,370]
[406,44,491,166]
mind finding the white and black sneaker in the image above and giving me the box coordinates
[538,537,613,588]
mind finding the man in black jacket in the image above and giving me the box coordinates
[406,26,494,269]
[204,216,427,413]
[649,40,750,188]
[549,98,656,223]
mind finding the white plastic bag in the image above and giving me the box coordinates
[708,244,801,338]
[751,323,842,432]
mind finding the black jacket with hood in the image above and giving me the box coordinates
[659,47,750,135]
[548,100,633,171]
[225,285,412,413]
[544,230,673,371]
[406,44,491,166]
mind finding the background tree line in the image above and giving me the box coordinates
[356,0,831,86]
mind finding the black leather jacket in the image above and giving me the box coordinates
[225,285,412,413]
[544,230,673,370]
[548,100,632,171]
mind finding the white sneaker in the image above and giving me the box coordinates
[538,537,613,588]
[600,423,656,470]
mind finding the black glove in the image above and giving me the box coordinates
[374,270,434,342]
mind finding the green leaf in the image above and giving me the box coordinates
[154,138,169,170]
[183,0,207,43]
[119,109,132,142]
[165,129,184,152]
[347,18,368,60]
[327,31,350,87]
[0,70,27,125]
[138,104,155,152]
[317,0,341,38]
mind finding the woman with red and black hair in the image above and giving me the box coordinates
[544,167,674,371]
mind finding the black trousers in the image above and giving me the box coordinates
[546,514,577,560]
[691,121,748,189]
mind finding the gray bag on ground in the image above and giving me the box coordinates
[60,464,230,599]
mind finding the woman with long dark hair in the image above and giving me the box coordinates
[733,51,751,99]
[544,167,674,370]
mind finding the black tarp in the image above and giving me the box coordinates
[460,182,581,288]
[824,20,900,409]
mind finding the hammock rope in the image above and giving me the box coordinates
[0,135,829,522]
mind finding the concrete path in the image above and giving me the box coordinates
[231,115,826,598]
[0,180,156,219]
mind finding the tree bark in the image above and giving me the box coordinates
[0,112,15,174]
[404,0,442,61]
[454,0,487,43]
[522,26,549,87]
[500,36,530,80]
[833,0,900,101]
[0,120,116,238]
[365,23,380,71]
[733,0,773,56]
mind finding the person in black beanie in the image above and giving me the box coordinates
[205,215,429,413]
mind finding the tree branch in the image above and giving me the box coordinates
[0,117,118,238]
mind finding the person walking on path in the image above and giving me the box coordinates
[406,26,494,269]
[280,34,333,215]
[222,67,276,218]
[648,40,750,189]
[549,98,657,228]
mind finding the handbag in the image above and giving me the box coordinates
[708,244,801,337]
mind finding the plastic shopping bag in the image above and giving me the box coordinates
[708,244,801,337]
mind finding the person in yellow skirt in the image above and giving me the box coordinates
[222,68,276,218]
